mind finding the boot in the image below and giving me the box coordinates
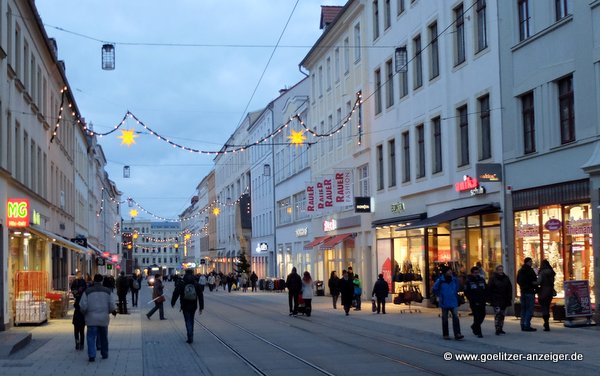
[543,314,550,331]
[75,339,80,350]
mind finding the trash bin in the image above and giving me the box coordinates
[315,280,325,296]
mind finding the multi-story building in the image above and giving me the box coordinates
[126,219,182,277]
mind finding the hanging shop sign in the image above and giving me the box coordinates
[306,171,354,213]
[7,198,30,228]
[97,258,106,266]
[455,176,479,192]
[564,280,592,318]
[32,210,41,225]
[255,242,268,253]
[476,163,503,182]
[355,197,373,213]
[71,237,88,248]
[323,218,338,232]
[544,219,562,231]
[334,169,353,206]
[111,255,119,262]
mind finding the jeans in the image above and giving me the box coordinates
[494,306,506,330]
[183,310,195,342]
[376,296,386,313]
[354,294,361,310]
[147,301,164,319]
[131,289,139,307]
[288,291,299,314]
[118,294,128,314]
[520,293,535,329]
[470,302,486,335]
[87,326,108,359]
[441,307,461,337]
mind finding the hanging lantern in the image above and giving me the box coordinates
[101,44,115,70]
[123,165,130,178]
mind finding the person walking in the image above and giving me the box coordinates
[339,270,355,316]
[537,259,556,331]
[130,272,142,307]
[79,274,116,362]
[517,257,538,331]
[432,265,464,340]
[301,271,314,317]
[250,271,258,292]
[328,271,340,309]
[171,269,204,343]
[115,271,129,314]
[208,273,216,292]
[286,267,302,316]
[371,273,389,314]
[198,273,207,292]
[70,271,87,350]
[465,266,488,338]
[487,264,512,335]
[146,274,166,320]
[353,274,362,311]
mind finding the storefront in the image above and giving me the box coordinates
[374,203,502,301]
[512,180,594,302]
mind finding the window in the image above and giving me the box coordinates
[413,34,422,89]
[15,24,21,77]
[476,0,487,52]
[555,0,568,21]
[318,66,323,97]
[373,1,380,40]
[432,117,442,173]
[518,0,530,41]
[358,164,370,196]
[385,59,394,108]
[294,192,308,221]
[558,75,574,144]
[326,57,332,91]
[334,47,340,83]
[398,45,408,98]
[416,124,425,178]
[388,139,396,187]
[376,144,384,190]
[384,0,391,30]
[454,4,465,65]
[374,68,382,114]
[402,131,410,182]
[458,105,469,166]
[344,38,350,74]
[24,41,29,91]
[429,22,439,80]
[354,23,361,62]
[311,74,316,102]
[328,114,334,152]
[478,95,491,160]
[521,92,535,154]
[336,108,343,147]
[397,0,405,15]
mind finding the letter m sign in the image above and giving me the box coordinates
[7,198,29,228]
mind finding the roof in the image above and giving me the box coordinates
[320,6,344,29]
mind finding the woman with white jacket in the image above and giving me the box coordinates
[301,271,314,317]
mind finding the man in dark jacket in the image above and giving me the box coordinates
[286,267,302,316]
[80,274,116,362]
[371,273,389,314]
[171,269,204,344]
[487,265,512,335]
[465,266,487,337]
[339,270,355,316]
[116,272,129,314]
[517,257,538,331]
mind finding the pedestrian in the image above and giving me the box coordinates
[250,271,258,292]
[464,266,488,338]
[347,266,354,280]
[198,273,207,292]
[130,272,142,307]
[208,273,216,292]
[536,259,556,331]
[240,271,248,292]
[339,270,355,316]
[116,271,129,314]
[371,273,389,314]
[328,271,340,309]
[171,269,204,343]
[475,261,487,280]
[70,271,87,350]
[432,265,464,340]
[353,274,362,311]
[146,274,166,320]
[301,271,314,317]
[79,274,116,362]
[286,267,302,316]
[487,264,512,335]
[517,257,538,331]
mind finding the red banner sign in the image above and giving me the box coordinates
[7,198,30,228]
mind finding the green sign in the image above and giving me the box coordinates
[107,264,113,270]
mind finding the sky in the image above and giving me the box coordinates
[35,0,346,220]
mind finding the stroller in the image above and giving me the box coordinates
[296,293,311,316]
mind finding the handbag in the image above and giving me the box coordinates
[456,292,465,306]
[371,297,377,312]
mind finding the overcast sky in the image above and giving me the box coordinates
[35,0,346,220]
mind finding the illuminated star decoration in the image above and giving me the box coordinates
[118,129,138,147]
[212,207,221,216]
[129,209,138,218]
[288,129,306,146]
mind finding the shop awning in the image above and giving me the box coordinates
[29,225,88,254]
[304,236,331,249]
[87,242,104,257]
[320,233,353,249]
[399,204,500,230]
[371,213,426,228]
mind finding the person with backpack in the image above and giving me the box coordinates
[171,269,204,343]
[130,272,142,307]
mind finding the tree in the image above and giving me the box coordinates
[236,251,251,274]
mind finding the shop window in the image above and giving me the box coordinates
[564,204,593,295]
[467,215,480,227]
[482,213,500,226]
[515,209,542,269]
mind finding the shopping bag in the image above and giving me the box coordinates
[371,297,377,312]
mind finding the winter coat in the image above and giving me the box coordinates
[432,275,460,309]
[464,274,487,305]
[301,279,314,299]
[71,278,87,326]
[80,282,115,327]
[353,277,362,295]
[286,271,302,293]
[116,275,129,296]
[517,264,537,294]
[339,277,355,306]
[536,267,556,301]
[152,278,164,299]
[328,276,340,296]
[171,274,204,312]
[372,278,389,299]
[487,272,513,309]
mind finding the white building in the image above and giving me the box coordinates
[125,219,182,277]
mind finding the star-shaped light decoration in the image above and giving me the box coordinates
[288,129,306,146]
[212,207,221,216]
[129,209,138,218]
[118,129,138,147]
